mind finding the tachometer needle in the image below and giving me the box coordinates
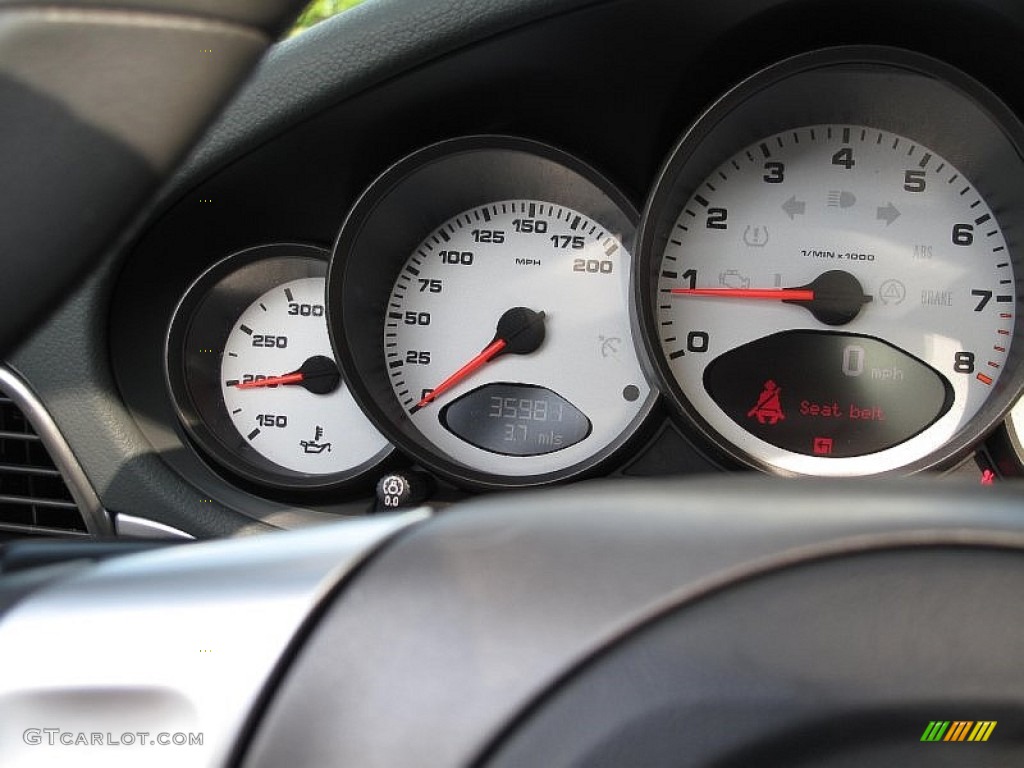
[671,287,814,301]
[671,269,872,326]
[234,355,341,394]
[414,306,546,411]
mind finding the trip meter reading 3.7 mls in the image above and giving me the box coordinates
[389,201,636,471]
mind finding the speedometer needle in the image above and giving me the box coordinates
[671,270,872,326]
[234,355,341,394]
[414,306,546,411]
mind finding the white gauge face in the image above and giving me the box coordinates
[221,277,389,474]
[386,199,652,477]
[657,125,1014,475]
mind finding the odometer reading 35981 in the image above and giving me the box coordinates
[386,199,651,478]
[656,124,1015,475]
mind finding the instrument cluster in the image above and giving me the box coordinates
[160,47,1024,496]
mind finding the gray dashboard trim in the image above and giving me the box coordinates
[113,511,195,540]
[0,0,305,33]
[174,0,609,190]
[0,508,427,768]
[0,0,307,356]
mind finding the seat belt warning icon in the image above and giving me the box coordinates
[748,380,785,425]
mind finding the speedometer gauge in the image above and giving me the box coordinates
[636,48,1024,476]
[167,244,392,491]
[329,137,656,489]
[388,200,643,476]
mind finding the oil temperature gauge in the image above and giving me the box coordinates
[167,244,391,491]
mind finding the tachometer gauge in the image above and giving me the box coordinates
[166,244,391,491]
[636,48,1024,476]
[328,137,656,489]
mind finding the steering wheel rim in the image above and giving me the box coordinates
[239,478,1024,767]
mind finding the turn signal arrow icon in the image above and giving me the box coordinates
[876,202,901,226]
[782,195,806,219]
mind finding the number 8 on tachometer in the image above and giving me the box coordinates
[636,47,1024,476]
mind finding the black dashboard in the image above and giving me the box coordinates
[6,2,1024,766]
[11,0,1024,534]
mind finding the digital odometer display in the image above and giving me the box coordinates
[703,332,952,457]
[441,383,591,456]
[378,197,650,480]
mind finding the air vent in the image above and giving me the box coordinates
[0,367,110,537]
[0,390,86,534]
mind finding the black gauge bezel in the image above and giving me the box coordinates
[166,243,393,491]
[327,135,658,490]
[635,46,1024,476]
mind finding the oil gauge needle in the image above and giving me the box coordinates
[234,355,341,394]
[671,269,871,326]
[414,306,546,411]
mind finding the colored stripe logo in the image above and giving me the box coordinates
[921,721,996,742]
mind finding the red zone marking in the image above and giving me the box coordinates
[985,314,1013,385]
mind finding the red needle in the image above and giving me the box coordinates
[416,339,506,408]
[230,357,341,394]
[670,287,815,301]
[414,306,546,411]
[235,372,304,389]
[674,272,871,326]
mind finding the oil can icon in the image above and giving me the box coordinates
[301,425,332,454]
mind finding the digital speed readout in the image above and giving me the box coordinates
[441,383,591,457]
[652,122,1013,473]
[636,50,1024,474]
[703,332,952,457]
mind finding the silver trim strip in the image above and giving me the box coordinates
[1006,397,1024,466]
[0,365,112,536]
[0,509,427,768]
[114,512,195,540]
